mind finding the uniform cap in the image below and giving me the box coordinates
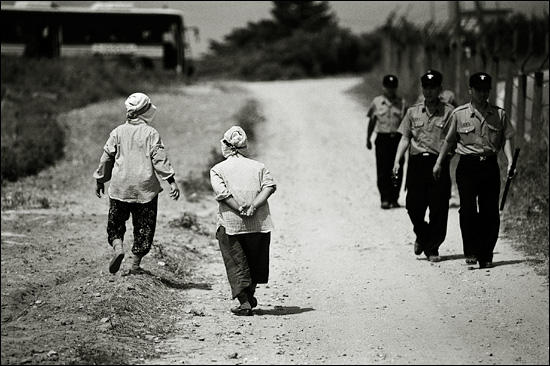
[469,72,492,90]
[382,74,398,88]
[421,70,443,87]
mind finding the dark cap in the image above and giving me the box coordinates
[421,69,443,87]
[469,72,492,90]
[383,74,398,88]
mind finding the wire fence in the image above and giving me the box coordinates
[378,12,549,148]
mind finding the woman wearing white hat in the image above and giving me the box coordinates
[93,92,180,275]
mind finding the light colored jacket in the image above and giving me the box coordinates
[94,120,175,203]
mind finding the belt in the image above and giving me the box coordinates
[378,132,400,138]
[461,154,497,162]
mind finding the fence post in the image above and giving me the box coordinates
[489,33,500,105]
[382,30,392,74]
[504,30,518,119]
[516,73,527,148]
[504,59,515,118]
[531,71,544,143]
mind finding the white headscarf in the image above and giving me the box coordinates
[221,126,250,158]
[125,92,157,124]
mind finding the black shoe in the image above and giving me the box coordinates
[381,201,391,209]
[479,261,493,269]
[390,202,400,208]
[428,255,441,262]
[247,294,258,309]
[465,257,477,265]
[414,241,423,255]
[109,252,125,274]
[231,304,253,316]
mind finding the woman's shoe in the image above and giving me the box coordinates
[479,261,493,269]
[414,241,423,255]
[231,304,253,316]
[247,294,258,309]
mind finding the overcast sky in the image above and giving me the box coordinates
[2,1,548,57]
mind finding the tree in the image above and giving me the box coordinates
[270,1,337,34]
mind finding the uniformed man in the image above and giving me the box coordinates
[393,70,455,262]
[366,74,408,209]
[433,72,516,269]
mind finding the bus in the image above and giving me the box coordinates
[1,1,193,73]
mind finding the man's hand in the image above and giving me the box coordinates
[366,139,372,150]
[507,164,517,179]
[96,182,105,198]
[432,162,441,180]
[169,182,180,201]
[392,162,400,177]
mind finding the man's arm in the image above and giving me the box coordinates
[433,140,454,180]
[366,115,376,150]
[393,135,410,175]
[503,138,514,175]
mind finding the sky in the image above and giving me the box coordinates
[2,1,549,57]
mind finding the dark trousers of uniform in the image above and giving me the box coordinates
[216,226,270,299]
[406,154,452,256]
[456,155,501,263]
[375,133,404,204]
[107,195,158,257]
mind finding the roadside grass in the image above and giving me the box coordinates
[349,72,549,281]
[500,140,549,279]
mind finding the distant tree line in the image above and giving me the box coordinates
[197,1,381,80]
[197,1,549,82]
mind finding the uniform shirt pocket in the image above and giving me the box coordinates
[411,120,425,139]
[434,122,446,140]
[485,123,502,146]
[376,104,389,118]
[458,125,476,145]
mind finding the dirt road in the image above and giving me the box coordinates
[145,77,549,365]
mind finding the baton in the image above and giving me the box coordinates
[500,148,520,211]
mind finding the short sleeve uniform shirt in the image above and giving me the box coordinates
[445,102,515,156]
[398,100,455,155]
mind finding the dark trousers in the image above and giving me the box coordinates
[216,226,270,299]
[107,195,158,257]
[406,154,451,256]
[375,133,403,203]
[456,155,501,262]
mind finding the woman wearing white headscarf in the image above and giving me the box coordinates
[93,92,180,275]
[210,126,277,316]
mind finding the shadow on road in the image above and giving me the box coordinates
[134,271,213,290]
[158,277,212,290]
[438,254,468,262]
[254,306,315,316]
